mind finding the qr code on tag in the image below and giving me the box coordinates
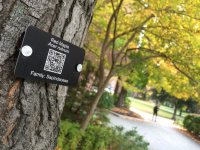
[44,49,66,74]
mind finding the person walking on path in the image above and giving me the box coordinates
[152,105,159,122]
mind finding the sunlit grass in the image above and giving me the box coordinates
[127,97,188,125]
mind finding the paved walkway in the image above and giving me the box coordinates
[108,113,200,150]
[130,108,176,127]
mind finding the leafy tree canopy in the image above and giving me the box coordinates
[85,0,200,101]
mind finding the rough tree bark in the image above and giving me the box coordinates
[0,0,96,149]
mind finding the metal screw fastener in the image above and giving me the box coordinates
[21,45,33,57]
[77,64,83,72]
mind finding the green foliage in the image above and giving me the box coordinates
[185,99,199,113]
[81,125,112,150]
[86,0,200,103]
[91,110,110,126]
[124,60,149,90]
[58,120,84,150]
[124,97,132,108]
[174,118,184,127]
[183,115,200,136]
[98,92,115,109]
[57,120,149,150]
[110,126,149,150]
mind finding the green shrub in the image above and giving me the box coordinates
[57,120,149,150]
[109,126,149,150]
[98,92,115,109]
[124,97,132,108]
[183,115,200,136]
[58,120,84,150]
[174,118,184,127]
[91,110,110,125]
[81,125,112,150]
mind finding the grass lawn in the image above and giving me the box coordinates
[127,97,188,125]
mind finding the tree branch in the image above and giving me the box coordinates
[111,0,118,66]
[161,9,200,21]
[114,14,155,64]
[121,47,198,84]
[114,55,163,73]
[84,45,100,57]
[104,26,140,50]
[99,0,124,83]
[171,62,197,84]
[101,0,124,52]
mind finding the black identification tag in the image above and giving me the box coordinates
[14,26,85,86]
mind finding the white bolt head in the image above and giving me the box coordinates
[77,64,83,72]
[21,45,33,57]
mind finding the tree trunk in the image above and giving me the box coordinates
[0,0,96,149]
[179,108,182,116]
[116,87,127,108]
[114,77,122,98]
[155,99,159,105]
[81,73,113,130]
[85,71,96,92]
[172,102,178,120]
